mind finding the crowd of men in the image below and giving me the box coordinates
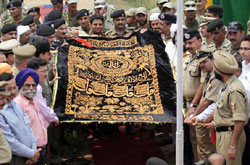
[0,0,250,164]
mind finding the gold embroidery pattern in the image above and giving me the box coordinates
[65,40,163,122]
[85,36,137,48]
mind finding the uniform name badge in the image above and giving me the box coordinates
[23,115,30,125]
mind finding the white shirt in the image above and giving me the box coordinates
[196,102,216,121]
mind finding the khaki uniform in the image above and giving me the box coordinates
[216,38,231,53]
[3,15,24,25]
[63,11,79,27]
[12,65,19,77]
[103,6,114,32]
[196,72,222,162]
[214,75,249,165]
[201,38,215,50]
[231,48,242,62]
[183,53,206,162]
[77,26,89,37]
[0,129,12,164]
[105,28,132,38]
[0,0,7,14]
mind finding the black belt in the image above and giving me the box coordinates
[216,126,234,132]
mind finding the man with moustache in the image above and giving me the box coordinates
[14,68,56,164]
[195,0,207,20]
[228,21,245,62]
[0,39,19,66]
[53,18,67,49]
[63,0,79,27]
[207,19,231,52]
[208,51,248,165]
[183,29,205,164]
[106,9,132,38]
[149,13,160,32]
[125,8,137,32]
[135,7,149,31]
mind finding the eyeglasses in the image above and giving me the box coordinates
[239,47,250,51]
[23,83,37,88]
[185,4,196,7]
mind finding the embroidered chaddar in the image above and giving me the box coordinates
[54,32,176,123]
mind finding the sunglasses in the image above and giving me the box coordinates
[239,47,250,51]
[23,83,37,88]
[185,4,196,7]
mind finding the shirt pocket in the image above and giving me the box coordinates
[188,65,200,77]
[216,98,232,118]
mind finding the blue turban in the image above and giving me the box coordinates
[15,68,39,90]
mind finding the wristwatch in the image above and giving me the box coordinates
[190,103,197,108]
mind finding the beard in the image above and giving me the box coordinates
[20,88,37,99]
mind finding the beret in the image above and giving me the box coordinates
[13,45,36,58]
[206,19,224,32]
[51,0,63,3]
[135,7,147,15]
[28,7,40,14]
[29,35,50,57]
[1,24,17,34]
[37,24,55,36]
[0,63,12,74]
[0,39,19,54]
[111,9,126,19]
[213,50,238,75]
[0,81,10,96]
[228,21,244,32]
[184,29,200,41]
[53,18,65,29]
[47,10,62,22]
[196,47,215,63]
[21,15,35,26]
[6,0,22,9]
[205,5,223,14]
[15,68,39,90]
[158,13,176,24]
[75,9,89,20]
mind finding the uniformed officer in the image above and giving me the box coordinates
[63,0,79,27]
[195,0,207,19]
[93,0,114,32]
[135,7,149,31]
[1,24,17,42]
[3,0,24,25]
[184,1,199,30]
[211,50,248,165]
[27,7,42,25]
[21,15,37,34]
[0,81,12,165]
[228,21,245,62]
[36,24,56,46]
[53,18,67,49]
[162,2,175,14]
[75,9,90,36]
[105,9,132,38]
[199,15,216,50]
[183,29,205,163]
[205,5,223,19]
[12,45,36,76]
[125,8,137,31]
[0,39,20,66]
[207,19,231,52]
[190,48,222,163]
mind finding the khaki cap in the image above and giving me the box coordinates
[184,1,196,11]
[196,47,215,63]
[157,0,169,4]
[0,39,19,54]
[13,45,36,58]
[0,81,10,96]
[213,50,238,75]
[163,2,175,9]
[135,7,147,15]
[126,8,136,17]
[199,15,216,27]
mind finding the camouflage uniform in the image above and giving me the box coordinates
[105,28,132,38]
[63,11,79,27]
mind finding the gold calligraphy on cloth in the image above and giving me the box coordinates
[65,37,164,122]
